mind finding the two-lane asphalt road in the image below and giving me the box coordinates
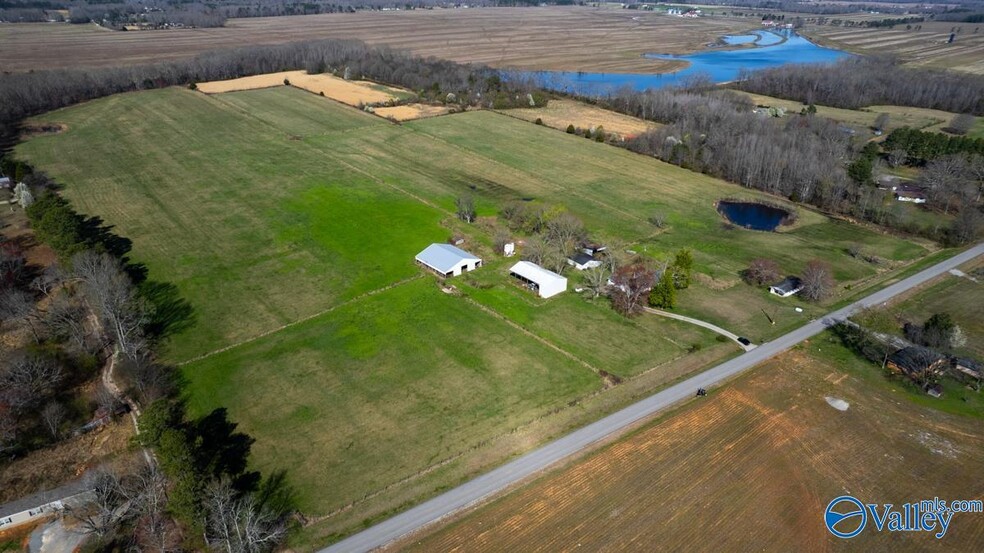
[323,243,984,553]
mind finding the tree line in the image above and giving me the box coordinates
[1,163,291,551]
[883,127,984,164]
[0,37,541,153]
[736,57,984,115]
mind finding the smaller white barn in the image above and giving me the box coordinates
[415,243,482,278]
[510,261,567,298]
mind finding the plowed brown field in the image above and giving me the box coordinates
[394,345,984,552]
[0,7,751,74]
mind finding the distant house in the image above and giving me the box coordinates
[887,346,948,379]
[895,184,927,204]
[567,253,602,271]
[876,175,900,191]
[769,276,802,298]
[510,261,567,298]
[0,177,10,189]
[581,243,607,257]
[953,357,983,389]
[415,243,482,278]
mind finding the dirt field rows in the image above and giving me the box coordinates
[804,22,984,74]
[196,70,412,106]
[0,7,752,74]
[396,344,984,552]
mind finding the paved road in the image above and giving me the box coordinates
[323,243,984,553]
[643,306,756,351]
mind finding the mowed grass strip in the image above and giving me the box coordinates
[182,278,601,514]
[15,87,447,361]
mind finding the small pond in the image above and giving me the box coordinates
[717,200,792,231]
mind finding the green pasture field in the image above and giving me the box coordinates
[15,86,933,543]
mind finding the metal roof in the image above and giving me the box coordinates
[509,261,566,285]
[415,243,481,274]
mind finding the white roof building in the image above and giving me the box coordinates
[415,243,482,277]
[510,261,567,298]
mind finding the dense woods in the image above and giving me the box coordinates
[737,57,984,115]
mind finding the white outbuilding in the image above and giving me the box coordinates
[509,261,567,298]
[415,243,482,277]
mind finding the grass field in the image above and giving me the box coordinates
[734,91,977,134]
[501,98,658,138]
[396,340,984,552]
[15,86,932,543]
[803,21,984,74]
[0,7,752,74]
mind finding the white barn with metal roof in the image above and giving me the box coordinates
[415,243,482,277]
[509,261,567,298]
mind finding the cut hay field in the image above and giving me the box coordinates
[374,104,451,121]
[396,340,984,552]
[15,86,932,544]
[0,7,752,74]
[196,70,415,106]
[501,98,658,138]
[803,22,984,74]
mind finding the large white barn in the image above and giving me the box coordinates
[415,243,482,277]
[509,261,567,298]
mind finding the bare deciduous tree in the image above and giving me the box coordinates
[887,148,908,168]
[72,251,149,359]
[41,401,67,438]
[31,265,63,297]
[922,155,968,215]
[610,264,655,316]
[582,267,610,299]
[946,113,975,135]
[44,292,92,353]
[801,259,835,301]
[205,480,288,553]
[741,258,782,286]
[544,212,585,255]
[454,195,476,224]
[521,236,549,266]
[0,356,64,412]
[873,112,890,132]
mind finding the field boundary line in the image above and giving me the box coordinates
[177,275,423,366]
[460,296,609,382]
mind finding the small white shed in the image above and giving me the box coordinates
[510,261,567,298]
[415,243,482,277]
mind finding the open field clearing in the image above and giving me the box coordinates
[0,7,752,73]
[734,91,973,134]
[373,104,451,121]
[501,98,658,138]
[803,22,984,74]
[196,70,414,106]
[15,86,933,543]
[397,342,984,552]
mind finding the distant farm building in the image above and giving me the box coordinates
[581,243,607,256]
[887,346,948,379]
[953,357,983,389]
[769,276,802,298]
[894,184,927,203]
[0,177,10,189]
[567,253,602,271]
[415,243,482,278]
[510,261,567,298]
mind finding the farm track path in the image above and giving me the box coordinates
[321,242,984,553]
[643,306,755,351]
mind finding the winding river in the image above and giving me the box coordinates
[512,30,850,95]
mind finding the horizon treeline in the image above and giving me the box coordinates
[736,57,984,115]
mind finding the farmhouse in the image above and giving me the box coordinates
[769,276,802,298]
[895,184,927,204]
[886,346,948,378]
[0,177,10,189]
[953,357,983,388]
[510,261,567,298]
[415,243,482,278]
[567,253,602,271]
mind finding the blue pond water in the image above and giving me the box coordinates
[513,30,849,94]
[717,201,791,231]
